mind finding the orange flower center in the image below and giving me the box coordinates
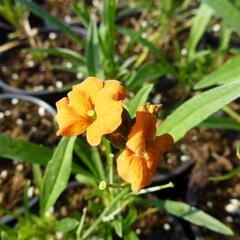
[87,110,97,121]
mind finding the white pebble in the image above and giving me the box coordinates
[225,203,239,214]
[27,186,34,198]
[226,216,233,223]
[65,62,72,69]
[207,201,213,208]
[55,232,64,240]
[49,32,57,40]
[38,106,46,117]
[56,81,63,89]
[16,164,24,171]
[47,86,55,91]
[27,60,35,67]
[163,223,171,231]
[0,170,8,178]
[230,198,240,206]
[136,228,141,234]
[64,15,72,23]
[11,98,19,105]
[33,85,44,92]
[167,158,173,164]
[0,112,4,119]
[212,24,221,33]
[181,48,188,56]
[181,155,190,162]
[4,110,11,116]
[12,73,19,80]
[76,72,83,79]
[16,118,23,125]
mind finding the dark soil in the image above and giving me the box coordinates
[0,98,58,216]
[0,31,84,92]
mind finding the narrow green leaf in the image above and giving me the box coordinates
[157,81,240,142]
[199,115,240,131]
[144,199,233,236]
[41,137,76,214]
[0,134,52,165]
[17,0,82,43]
[56,218,79,233]
[202,0,240,36]
[127,84,153,118]
[209,166,240,181]
[187,3,213,58]
[27,48,85,63]
[86,19,104,79]
[76,174,97,187]
[126,63,165,91]
[90,147,105,180]
[73,2,90,28]
[194,55,240,89]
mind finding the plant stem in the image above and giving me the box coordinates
[76,207,87,240]
[223,105,240,123]
[82,187,129,239]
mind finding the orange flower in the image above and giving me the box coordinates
[55,77,125,146]
[117,107,173,192]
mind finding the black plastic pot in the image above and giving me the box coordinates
[0,93,56,225]
[0,26,87,104]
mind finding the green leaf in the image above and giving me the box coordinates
[41,137,76,214]
[202,0,240,36]
[127,84,153,118]
[209,166,240,181]
[90,147,105,180]
[0,134,52,165]
[76,174,97,187]
[237,144,240,158]
[144,199,233,236]
[56,218,79,233]
[187,3,213,58]
[73,2,90,28]
[199,115,240,131]
[194,55,240,89]
[27,48,85,63]
[157,81,240,142]
[112,216,123,238]
[17,0,82,43]
[86,19,104,79]
[126,63,165,91]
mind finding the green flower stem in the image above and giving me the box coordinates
[223,105,240,123]
[76,207,87,240]
[102,138,113,185]
[82,187,130,239]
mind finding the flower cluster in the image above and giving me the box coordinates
[55,77,173,192]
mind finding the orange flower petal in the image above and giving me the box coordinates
[55,97,91,136]
[126,109,156,154]
[104,80,126,100]
[117,149,155,192]
[86,88,123,146]
[73,77,103,104]
[68,89,93,118]
[148,133,174,158]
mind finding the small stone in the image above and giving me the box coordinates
[16,164,24,171]
[56,81,63,89]
[136,228,141,235]
[207,201,213,208]
[167,158,173,164]
[12,73,19,80]
[47,86,55,91]
[76,72,83,79]
[64,15,72,23]
[0,170,8,179]
[180,155,190,162]
[33,85,44,92]
[181,48,188,56]
[38,106,46,117]
[225,203,239,214]
[27,186,34,198]
[65,62,72,69]
[55,232,64,240]
[163,223,171,231]
[0,112,4,119]
[213,24,221,32]
[192,135,198,141]
[226,216,233,223]
[27,60,35,67]
[49,32,57,40]
[4,110,11,116]
[11,98,19,105]
[16,118,23,125]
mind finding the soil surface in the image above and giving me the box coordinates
[0,31,84,92]
[0,98,58,216]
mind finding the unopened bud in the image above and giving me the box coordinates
[99,180,107,190]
